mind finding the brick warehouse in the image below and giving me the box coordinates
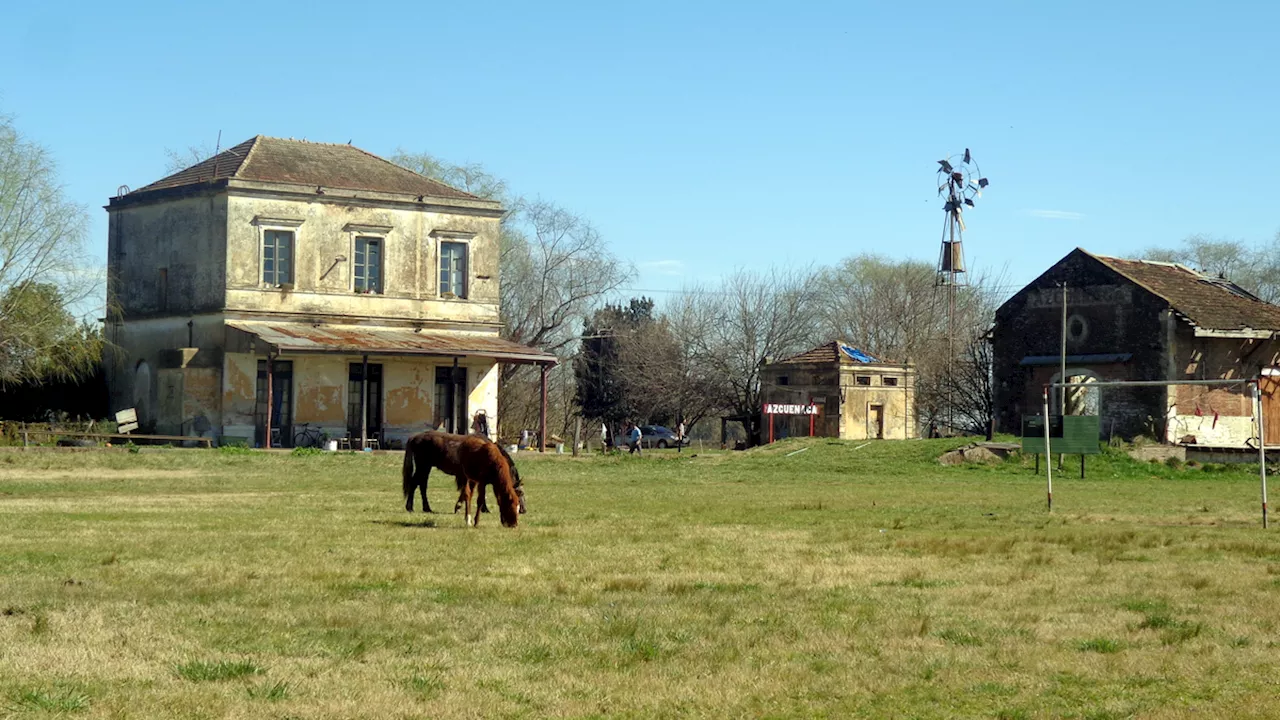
[992,248,1280,447]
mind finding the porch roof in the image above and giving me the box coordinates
[226,320,556,365]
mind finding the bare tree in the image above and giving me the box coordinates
[1142,234,1280,302]
[945,334,995,439]
[0,112,102,384]
[389,151,633,441]
[162,143,217,175]
[814,254,1007,436]
[678,268,820,444]
[503,199,632,354]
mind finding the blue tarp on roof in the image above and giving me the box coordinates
[839,344,878,364]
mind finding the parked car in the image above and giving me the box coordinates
[614,425,689,449]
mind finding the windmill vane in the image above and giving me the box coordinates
[933,147,992,434]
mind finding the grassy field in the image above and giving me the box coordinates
[2,439,1280,719]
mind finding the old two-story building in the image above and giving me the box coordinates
[759,342,915,441]
[104,136,554,448]
[993,248,1280,447]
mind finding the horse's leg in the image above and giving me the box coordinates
[462,476,474,527]
[470,479,483,527]
[478,482,490,514]
[420,466,434,513]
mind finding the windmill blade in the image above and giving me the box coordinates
[978,178,989,188]
[963,148,971,164]
[938,159,953,173]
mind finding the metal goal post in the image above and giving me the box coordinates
[1042,377,1268,529]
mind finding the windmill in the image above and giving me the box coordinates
[934,149,989,431]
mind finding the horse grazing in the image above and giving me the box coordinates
[457,442,526,515]
[402,431,520,527]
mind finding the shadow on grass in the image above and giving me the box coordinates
[370,518,438,529]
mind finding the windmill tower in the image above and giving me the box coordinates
[934,149,989,430]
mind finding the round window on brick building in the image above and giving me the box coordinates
[1066,314,1089,345]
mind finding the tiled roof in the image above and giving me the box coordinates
[1091,252,1280,331]
[225,320,556,365]
[129,136,479,201]
[774,341,892,365]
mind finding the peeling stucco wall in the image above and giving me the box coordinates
[107,193,227,317]
[223,194,500,326]
[222,352,258,442]
[839,366,914,440]
[293,356,346,426]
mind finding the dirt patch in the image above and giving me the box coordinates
[0,469,203,481]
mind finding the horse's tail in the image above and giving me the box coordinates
[495,441,526,514]
[402,438,416,503]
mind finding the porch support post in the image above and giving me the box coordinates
[360,354,369,449]
[539,363,549,452]
[265,352,274,449]
[453,356,462,433]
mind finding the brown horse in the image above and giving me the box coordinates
[402,431,520,527]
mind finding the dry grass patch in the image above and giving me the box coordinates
[2,442,1280,717]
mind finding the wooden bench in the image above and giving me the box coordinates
[19,430,213,449]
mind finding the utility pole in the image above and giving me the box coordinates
[1060,282,1068,413]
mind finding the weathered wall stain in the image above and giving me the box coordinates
[385,364,433,427]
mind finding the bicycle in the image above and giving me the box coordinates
[293,423,326,449]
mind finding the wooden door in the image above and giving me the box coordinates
[1262,373,1280,446]
[868,405,884,439]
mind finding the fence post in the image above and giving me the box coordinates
[573,417,581,457]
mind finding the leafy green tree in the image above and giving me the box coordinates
[574,298,661,426]
[0,112,102,385]
[0,282,102,384]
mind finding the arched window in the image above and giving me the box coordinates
[1049,368,1101,416]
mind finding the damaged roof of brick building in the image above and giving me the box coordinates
[1088,250,1280,332]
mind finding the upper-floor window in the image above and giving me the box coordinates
[883,376,899,387]
[856,375,872,386]
[263,230,294,286]
[354,236,382,294]
[440,241,468,299]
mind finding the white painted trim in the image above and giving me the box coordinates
[429,229,478,239]
[343,222,393,234]
[1193,328,1276,339]
[253,215,305,228]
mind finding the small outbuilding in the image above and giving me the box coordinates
[759,341,915,441]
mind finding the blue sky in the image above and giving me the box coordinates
[3,1,1278,304]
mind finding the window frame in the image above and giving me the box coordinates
[438,239,470,300]
[882,376,899,387]
[253,217,304,289]
[855,375,872,386]
[352,235,385,295]
[343,223,394,296]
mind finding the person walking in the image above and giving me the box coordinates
[676,419,686,453]
[626,421,643,456]
[601,422,610,454]
[470,409,489,438]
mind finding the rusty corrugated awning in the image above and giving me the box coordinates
[226,320,556,365]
